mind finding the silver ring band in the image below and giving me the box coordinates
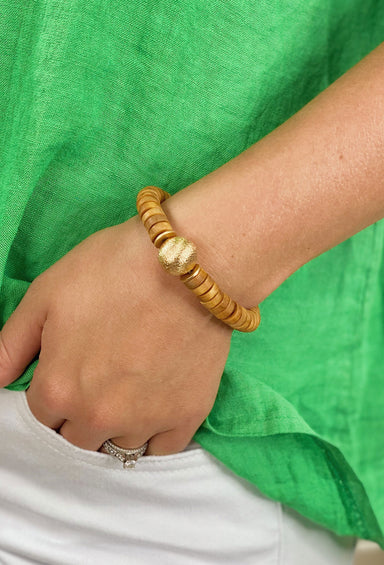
[101,439,148,469]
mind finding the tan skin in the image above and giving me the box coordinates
[0,41,383,456]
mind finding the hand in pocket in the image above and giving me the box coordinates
[0,216,232,456]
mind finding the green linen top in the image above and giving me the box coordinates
[1,0,383,547]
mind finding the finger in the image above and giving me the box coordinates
[145,427,197,456]
[60,422,150,452]
[108,430,152,452]
[0,281,48,387]
[26,376,66,430]
[59,420,108,451]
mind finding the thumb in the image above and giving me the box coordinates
[0,280,47,387]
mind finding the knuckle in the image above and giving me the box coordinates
[37,376,72,414]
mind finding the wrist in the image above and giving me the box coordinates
[121,214,233,333]
[160,177,296,309]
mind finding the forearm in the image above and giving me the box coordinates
[160,41,384,308]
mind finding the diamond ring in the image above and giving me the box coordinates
[101,439,148,469]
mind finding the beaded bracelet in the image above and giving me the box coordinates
[136,186,261,332]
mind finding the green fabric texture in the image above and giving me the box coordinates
[1,0,383,546]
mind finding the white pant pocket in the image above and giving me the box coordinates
[0,388,281,565]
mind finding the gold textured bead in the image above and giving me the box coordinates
[136,186,261,333]
[158,236,198,276]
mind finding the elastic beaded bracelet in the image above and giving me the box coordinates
[136,186,261,333]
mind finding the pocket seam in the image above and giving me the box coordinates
[16,392,209,473]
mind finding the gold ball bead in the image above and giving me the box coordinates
[158,236,197,276]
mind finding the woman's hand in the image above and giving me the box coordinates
[0,215,232,455]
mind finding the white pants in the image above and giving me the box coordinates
[0,389,355,564]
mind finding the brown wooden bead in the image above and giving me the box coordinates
[136,192,159,207]
[142,186,162,197]
[136,195,151,207]
[230,305,249,329]
[138,201,161,218]
[213,297,237,321]
[153,230,177,248]
[209,292,230,315]
[248,307,261,330]
[242,318,258,332]
[136,198,159,218]
[151,186,168,199]
[199,282,220,303]
[141,206,160,220]
[223,303,243,325]
[235,318,253,332]
[190,275,215,297]
[148,221,173,242]
[142,186,169,203]
[137,189,164,211]
[140,206,164,223]
[144,213,169,232]
[181,266,209,290]
[242,319,256,333]
[245,312,256,330]
[236,307,260,332]
[180,264,200,282]
[199,291,223,310]
[183,271,208,290]
[138,186,171,203]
